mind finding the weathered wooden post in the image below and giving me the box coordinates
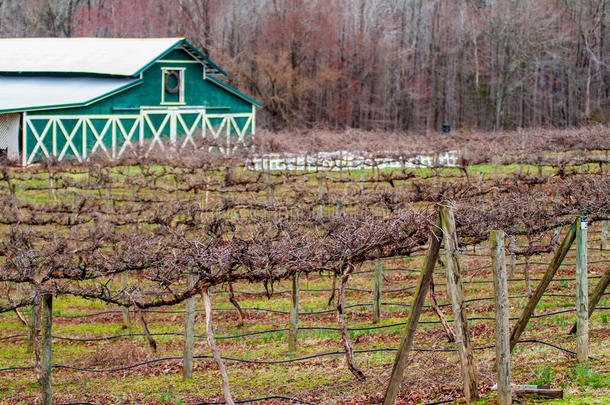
[373,259,383,323]
[510,220,576,351]
[524,255,532,298]
[336,200,343,216]
[121,274,130,327]
[359,166,365,194]
[266,160,274,201]
[440,205,479,402]
[575,216,588,363]
[40,293,53,405]
[601,220,608,251]
[383,215,443,405]
[570,268,610,334]
[509,236,516,278]
[317,177,324,219]
[289,272,299,352]
[27,287,39,354]
[47,172,57,202]
[569,267,610,334]
[183,273,196,380]
[553,227,561,254]
[491,230,511,405]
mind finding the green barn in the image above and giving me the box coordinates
[0,38,261,165]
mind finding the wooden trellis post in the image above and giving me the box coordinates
[40,293,53,405]
[26,287,39,354]
[569,267,610,335]
[440,205,479,403]
[266,160,274,201]
[601,220,608,251]
[373,259,382,323]
[336,200,343,216]
[510,220,577,351]
[359,166,365,194]
[317,177,323,219]
[575,216,588,363]
[491,230,511,405]
[289,272,299,352]
[183,273,196,380]
[121,273,130,327]
[553,227,561,254]
[383,215,443,405]
[509,236,516,278]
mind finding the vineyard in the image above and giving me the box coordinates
[0,127,609,404]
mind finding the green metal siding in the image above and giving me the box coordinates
[162,49,195,61]
[27,62,253,116]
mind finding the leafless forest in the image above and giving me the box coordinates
[0,0,608,131]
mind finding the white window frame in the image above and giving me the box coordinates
[161,67,186,105]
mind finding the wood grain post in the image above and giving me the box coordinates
[265,162,273,201]
[183,273,196,380]
[360,166,365,194]
[26,287,39,354]
[289,272,299,352]
[440,205,479,403]
[509,236,516,278]
[510,220,577,351]
[373,259,383,323]
[575,216,588,363]
[121,273,130,328]
[601,220,608,251]
[569,267,610,334]
[553,227,561,254]
[317,177,323,219]
[40,293,52,405]
[524,255,532,298]
[383,215,443,405]
[491,230,511,405]
[336,200,343,216]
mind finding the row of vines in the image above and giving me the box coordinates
[1,127,609,404]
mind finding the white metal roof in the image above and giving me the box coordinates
[0,76,138,113]
[0,38,183,76]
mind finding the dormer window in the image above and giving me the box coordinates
[161,67,185,105]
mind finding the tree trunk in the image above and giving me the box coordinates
[228,282,245,326]
[138,309,157,353]
[202,287,235,405]
[337,267,365,381]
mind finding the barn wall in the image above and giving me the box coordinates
[27,60,253,116]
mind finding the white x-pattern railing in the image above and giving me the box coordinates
[22,107,255,165]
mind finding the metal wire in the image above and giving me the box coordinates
[0,338,601,374]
